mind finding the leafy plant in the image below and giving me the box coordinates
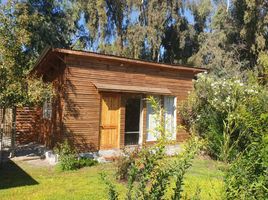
[115,147,140,180]
[103,97,203,200]
[54,140,97,171]
[225,113,268,199]
[54,140,78,171]
[100,173,119,200]
[78,157,97,168]
[180,72,268,163]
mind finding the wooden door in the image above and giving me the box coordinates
[100,93,121,149]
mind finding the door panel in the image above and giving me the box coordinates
[100,93,120,149]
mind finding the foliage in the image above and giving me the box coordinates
[54,140,97,171]
[225,114,268,199]
[72,0,212,63]
[100,172,119,200]
[78,157,98,168]
[54,140,78,171]
[0,0,78,108]
[180,72,268,162]
[115,147,140,181]
[257,51,268,84]
[190,0,268,70]
[103,137,202,200]
[103,97,203,200]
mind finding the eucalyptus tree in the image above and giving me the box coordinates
[188,0,268,73]
[231,0,268,68]
[77,0,211,63]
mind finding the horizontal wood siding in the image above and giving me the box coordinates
[39,58,66,149]
[16,107,42,145]
[64,67,100,151]
[64,55,194,150]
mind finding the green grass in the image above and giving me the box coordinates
[183,159,225,199]
[0,158,225,200]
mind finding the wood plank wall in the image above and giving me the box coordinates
[16,107,42,145]
[63,55,195,151]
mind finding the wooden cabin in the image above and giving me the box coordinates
[31,48,206,152]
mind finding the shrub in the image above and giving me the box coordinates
[115,147,140,180]
[225,113,268,199]
[100,173,119,200]
[103,97,203,200]
[54,140,78,171]
[179,72,268,162]
[54,140,97,171]
[78,157,98,168]
[103,137,202,200]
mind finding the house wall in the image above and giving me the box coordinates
[35,54,66,149]
[16,107,42,145]
[62,55,195,151]
[15,70,64,148]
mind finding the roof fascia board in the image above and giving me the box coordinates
[53,48,207,73]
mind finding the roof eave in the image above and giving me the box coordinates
[53,48,207,73]
[29,46,52,77]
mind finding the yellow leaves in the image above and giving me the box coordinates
[256,35,266,51]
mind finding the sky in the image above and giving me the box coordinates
[0,0,7,4]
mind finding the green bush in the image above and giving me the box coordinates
[103,137,202,200]
[54,140,79,171]
[225,113,268,199]
[54,140,97,171]
[179,71,268,198]
[179,72,268,162]
[100,173,119,200]
[77,157,97,168]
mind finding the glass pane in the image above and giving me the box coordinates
[146,96,160,141]
[164,96,176,140]
[125,98,140,145]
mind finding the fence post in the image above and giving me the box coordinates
[9,107,16,158]
[0,108,5,166]
[0,121,3,166]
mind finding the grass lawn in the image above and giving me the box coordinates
[0,158,225,200]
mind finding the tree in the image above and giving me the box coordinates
[231,0,268,68]
[189,0,268,71]
[76,0,210,63]
[0,0,79,157]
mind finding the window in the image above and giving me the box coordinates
[164,96,176,140]
[146,96,177,141]
[43,99,52,119]
[146,96,160,141]
[125,97,141,145]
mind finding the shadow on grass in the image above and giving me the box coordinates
[0,159,38,190]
